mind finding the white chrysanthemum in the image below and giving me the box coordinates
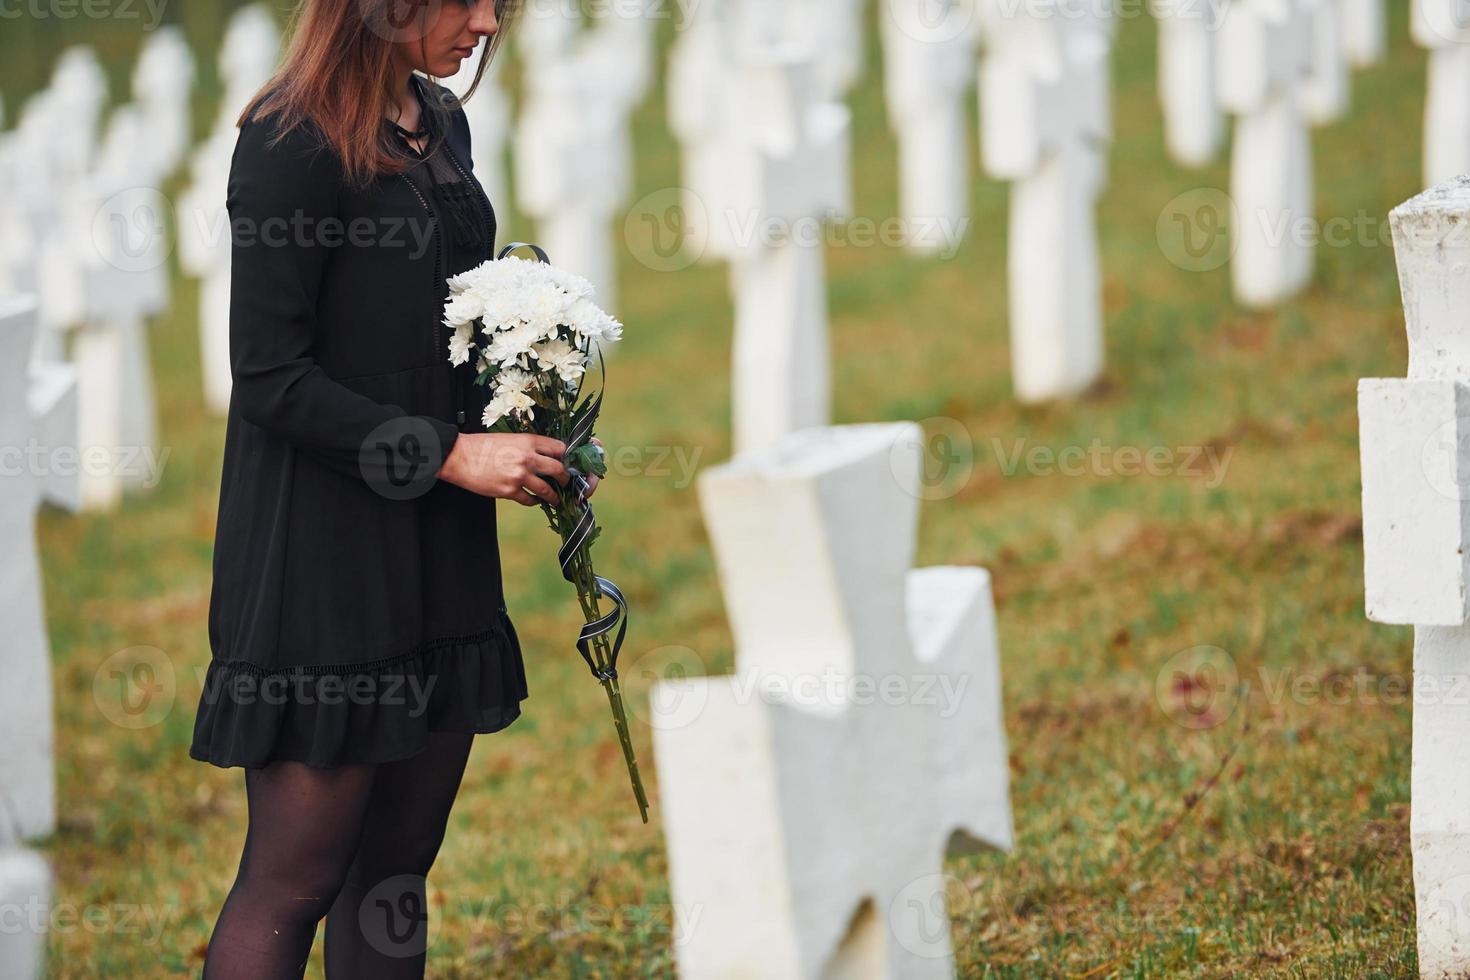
[443,290,484,327]
[532,338,588,384]
[447,256,623,378]
[544,262,595,300]
[495,366,537,396]
[447,322,475,366]
[483,320,542,366]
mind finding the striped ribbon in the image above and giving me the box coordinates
[558,389,628,683]
[495,242,629,684]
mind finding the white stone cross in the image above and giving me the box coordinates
[880,0,978,254]
[1358,178,1470,977]
[1412,0,1470,188]
[132,25,196,183]
[514,0,648,317]
[44,46,109,186]
[37,100,167,510]
[179,129,238,416]
[1299,0,1349,126]
[1151,0,1225,167]
[652,422,1013,979]
[1342,0,1385,66]
[669,0,852,454]
[0,805,49,980]
[979,0,1111,403]
[13,47,109,369]
[176,5,281,416]
[1216,0,1316,307]
[0,295,77,844]
[443,39,513,241]
[219,4,282,132]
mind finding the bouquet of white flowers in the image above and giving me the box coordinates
[445,243,647,822]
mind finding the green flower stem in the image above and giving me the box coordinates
[546,496,650,824]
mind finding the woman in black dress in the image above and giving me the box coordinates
[189,2,585,976]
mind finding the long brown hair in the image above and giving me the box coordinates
[241,0,520,186]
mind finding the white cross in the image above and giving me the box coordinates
[219,4,282,132]
[669,0,851,454]
[515,0,648,316]
[1412,0,1470,188]
[979,0,1111,402]
[880,0,978,254]
[444,38,513,238]
[0,295,77,843]
[38,96,168,510]
[0,823,49,980]
[1359,177,1470,976]
[177,6,281,416]
[652,422,1012,979]
[1150,0,1225,166]
[1299,0,1349,125]
[1216,0,1316,307]
[132,25,196,183]
[1342,0,1385,66]
[179,128,237,416]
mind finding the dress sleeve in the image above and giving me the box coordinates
[226,114,460,494]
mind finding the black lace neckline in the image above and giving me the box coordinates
[389,76,440,158]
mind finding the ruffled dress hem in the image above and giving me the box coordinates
[189,613,528,770]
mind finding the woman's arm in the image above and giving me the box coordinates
[225,114,457,496]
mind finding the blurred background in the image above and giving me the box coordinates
[0,0,1429,975]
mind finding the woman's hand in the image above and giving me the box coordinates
[437,433,569,506]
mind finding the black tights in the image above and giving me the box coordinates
[202,732,475,979]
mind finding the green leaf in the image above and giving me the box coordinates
[568,442,607,478]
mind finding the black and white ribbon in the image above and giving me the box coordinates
[557,389,628,683]
[496,242,629,685]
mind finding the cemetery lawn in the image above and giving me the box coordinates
[17,4,1421,978]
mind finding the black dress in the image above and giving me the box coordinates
[190,77,528,769]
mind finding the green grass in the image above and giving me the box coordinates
[6,0,1426,976]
